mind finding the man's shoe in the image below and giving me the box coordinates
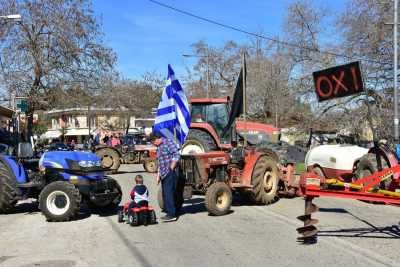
[161,215,177,222]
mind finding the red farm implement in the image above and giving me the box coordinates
[297,164,400,244]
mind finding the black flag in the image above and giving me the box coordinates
[222,64,246,137]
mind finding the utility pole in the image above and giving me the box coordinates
[242,52,247,147]
[394,0,399,141]
[206,45,210,98]
[275,36,281,128]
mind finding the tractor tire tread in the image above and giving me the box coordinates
[205,182,232,216]
[185,129,217,152]
[39,181,81,222]
[0,161,18,213]
[96,147,121,174]
[251,156,279,205]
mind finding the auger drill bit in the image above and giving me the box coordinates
[296,197,319,244]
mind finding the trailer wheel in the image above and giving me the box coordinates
[251,156,280,205]
[0,161,17,213]
[205,182,232,216]
[182,129,217,155]
[39,181,81,222]
[355,153,391,190]
[143,159,157,173]
[96,148,121,174]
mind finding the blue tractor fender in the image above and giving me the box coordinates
[0,155,27,184]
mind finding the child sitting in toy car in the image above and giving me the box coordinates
[117,175,157,226]
[129,175,149,208]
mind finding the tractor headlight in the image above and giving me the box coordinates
[78,160,102,168]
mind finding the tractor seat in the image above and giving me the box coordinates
[17,142,34,158]
[17,143,40,168]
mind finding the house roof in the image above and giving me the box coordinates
[0,106,14,118]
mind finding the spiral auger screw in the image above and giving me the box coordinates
[296,196,319,244]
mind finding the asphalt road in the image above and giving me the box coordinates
[1,164,400,267]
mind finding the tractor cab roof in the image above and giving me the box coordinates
[190,97,230,104]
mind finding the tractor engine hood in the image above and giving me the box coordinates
[39,151,105,174]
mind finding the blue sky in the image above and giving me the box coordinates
[92,0,347,80]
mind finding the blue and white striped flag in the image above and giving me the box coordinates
[153,64,190,146]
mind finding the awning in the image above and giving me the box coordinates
[128,128,140,134]
[65,128,94,136]
[42,130,61,139]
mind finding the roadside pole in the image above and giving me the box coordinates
[394,0,399,142]
[242,52,247,147]
[206,46,210,98]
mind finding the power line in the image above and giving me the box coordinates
[148,0,388,65]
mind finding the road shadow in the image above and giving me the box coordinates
[179,196,235,216]
[319,224,400,239]
[318,207,349,214]
[81,203,119,218]
[313,207,400,240]
[179,197,207,214]
[4,201,92,221]
[7,202,39,215]
[115,170,145,175]
[232,192,264,207]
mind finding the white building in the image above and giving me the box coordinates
[41,107,154,143]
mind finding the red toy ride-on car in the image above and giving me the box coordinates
[118,202,157,226]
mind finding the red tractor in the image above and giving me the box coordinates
[181,98,281,154]
[159,98,306,215]
[94,134,158,174]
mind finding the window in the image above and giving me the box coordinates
[190,104,207,123]
[206,103,229,137]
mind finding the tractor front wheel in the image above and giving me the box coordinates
[205,182,232,216]
[143,159,157,173]
[251,156,280,205]
[0,161,18,213]
[39,181,81,222]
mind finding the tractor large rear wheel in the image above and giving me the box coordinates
[251,156,280,205]
[355,153,391,190]
[143,158,157,173]
[182,129,217,155]
[39,181,81,222]
[0,161,17,213]
[205,182,232,216]
[96,148,121,174]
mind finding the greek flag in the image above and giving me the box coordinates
[153,64,190,146]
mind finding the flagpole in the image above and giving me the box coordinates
[242,52,247,147]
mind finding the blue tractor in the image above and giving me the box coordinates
[0,142,122,221]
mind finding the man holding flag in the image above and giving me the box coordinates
[152,65,190,222]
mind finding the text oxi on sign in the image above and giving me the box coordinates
[313,61,364,102]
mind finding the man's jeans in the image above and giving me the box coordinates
[161,169,177,217]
